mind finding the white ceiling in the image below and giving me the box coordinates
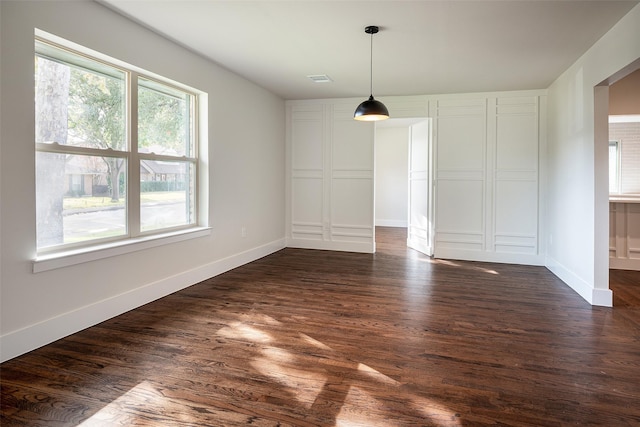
[99,0,639,101]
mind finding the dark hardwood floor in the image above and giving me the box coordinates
[2,227,640,426]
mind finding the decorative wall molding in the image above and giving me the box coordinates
[287,101,375,253]
[609,201,640,270]
[287,91,544,262]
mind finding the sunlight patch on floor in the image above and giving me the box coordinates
[426,258,500,275]
[217,321,272,343]
[336,386,402,427]
[335,385,462,426]
[237,312,282,326]
[357,363,399,386]
[300,332,334,350]
[79,381,161,426]
[216,319,461,425]
[260,346,295,363]
[250,356,327,408]
[408,394,463,426]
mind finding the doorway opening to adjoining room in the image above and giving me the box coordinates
[594,57,640,305]
[374,117,434,257]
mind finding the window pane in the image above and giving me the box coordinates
[138,78,192,157]
[35,49,126,151]
[36,152,127,249]
[609,141,619,194]
[140,161,195,232]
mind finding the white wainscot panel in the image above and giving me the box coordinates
[332,176,373,232]
[629,204,640,260]
[494,178,538,254]
[609,202,640,270]
[292,176,323,240]
[610,203,618,258]
[496,114,538,171]
[437,115,486,171]
[292,115,324,170]
[494,178,537,236]
[436,179,484,250]
[331,224,373,243]
[332,119,374,171]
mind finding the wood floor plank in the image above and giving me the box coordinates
[2,227,640,426]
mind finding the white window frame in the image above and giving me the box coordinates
[609,140,621,195]
[33,33,209,273]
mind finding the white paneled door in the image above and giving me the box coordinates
[407,120,435,256]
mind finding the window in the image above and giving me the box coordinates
[609,140,620,194]
[35,38,199,254]
[609,116,640,197]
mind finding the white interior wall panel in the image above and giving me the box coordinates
[610,203,618,259]
[610,202,640,270]
[493,97,540,256]
[290,106,325,242]
[631,205,640,261]
[432,94,544,264]
[287,91,543,262]
[331,107,375,245]
[287,102,375,252]
[432,99,488,255]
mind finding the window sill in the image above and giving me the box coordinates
[609,195,640,203]
[33,227,211,273]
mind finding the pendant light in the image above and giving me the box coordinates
[354,25,389,121]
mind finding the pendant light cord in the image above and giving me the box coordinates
[369,30,374,97]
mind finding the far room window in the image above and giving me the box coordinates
[609,115,640,196]
[609,140,620,194]
[35,37,199,253]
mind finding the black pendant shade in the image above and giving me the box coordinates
[354,95,390,121]
[354,25,389,121]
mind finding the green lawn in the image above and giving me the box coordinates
[64,191,184,210]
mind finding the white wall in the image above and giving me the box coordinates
[430,94,545,265]
[0,0,285,361]
[545,3,640,307]
[286,101,376,253]
[375,127,409,227]
[287,91,545,265]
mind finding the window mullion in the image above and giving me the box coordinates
[128,72,141,237]
[35,143,128,158]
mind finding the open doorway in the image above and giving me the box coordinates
[595,58,640,306]
[374,117,433,256]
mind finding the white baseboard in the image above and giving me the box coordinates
[545,255,613,307]
[0,238,286,363]
[286,238,374,253]
[435,248,545,266]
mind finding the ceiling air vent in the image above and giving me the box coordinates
[307,74,333,83]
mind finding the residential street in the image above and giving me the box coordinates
[63,202,186,240]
